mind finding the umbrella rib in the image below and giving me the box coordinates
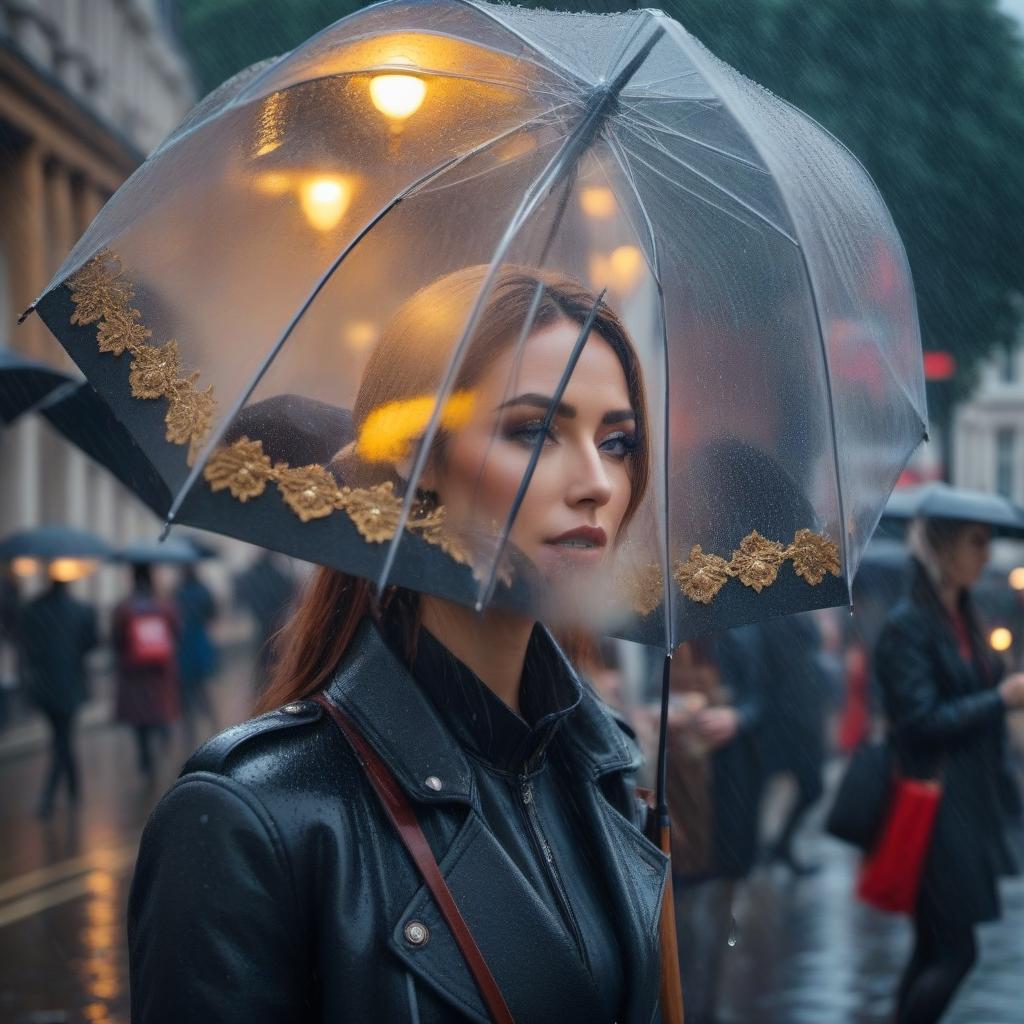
[375,23,667,593]
[619,101,770,174]
[160,107,569,532]
[620,124,799,245]
[475,291,608,611]
[614,136,780,241]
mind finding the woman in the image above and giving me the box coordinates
[128,267,669,1023]
[875,517,1024,1024]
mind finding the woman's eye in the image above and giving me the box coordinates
[600,431,638,458]
[507,421,555,447]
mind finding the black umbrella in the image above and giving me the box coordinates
[116,538,208,565]
[0,347,74,425]
[883,482,1024,536]
[0,525,112,561]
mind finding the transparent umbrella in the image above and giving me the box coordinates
[23,3,926,1011]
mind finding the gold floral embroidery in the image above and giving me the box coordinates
[728,531,786,592]
[621,563,664,616]
[274,464,344,523]
[66,251,217,466]
[203,438,273,502]
[785,528,841,586]
[674,545,732,604]
[64,249,474,567]
[338,481,402,543]
[97,306,150,355]
[128,340,182,399]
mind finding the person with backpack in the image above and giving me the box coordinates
[114,563,181,781]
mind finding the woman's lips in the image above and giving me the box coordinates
[544,525,608,551]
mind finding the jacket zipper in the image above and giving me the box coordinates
[518,762,590,970]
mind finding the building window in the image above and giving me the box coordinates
[996,427,1015,499]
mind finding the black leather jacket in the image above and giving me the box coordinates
[128,619,667,1023]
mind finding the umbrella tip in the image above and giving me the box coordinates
[158,519,173,542]
[17,304,35,325]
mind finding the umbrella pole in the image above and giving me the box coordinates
[655,652,685,1024]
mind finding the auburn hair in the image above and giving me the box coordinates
[256,265,649,713]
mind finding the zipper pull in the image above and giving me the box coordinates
[521,779,533,804]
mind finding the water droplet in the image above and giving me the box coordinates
[726,915,738,947]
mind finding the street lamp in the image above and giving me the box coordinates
[990,626,1013,653]
[369,74,427,122]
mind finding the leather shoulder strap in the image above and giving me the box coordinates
[313,694,514,1024]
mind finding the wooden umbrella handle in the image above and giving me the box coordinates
[658,822,686,1024]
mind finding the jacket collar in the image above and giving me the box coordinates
[324,618,640,806]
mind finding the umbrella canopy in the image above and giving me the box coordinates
[27,0,925,650]
[883,483,1024,536]
[116,538,209,565]
[0,526,112,561]
[0,347,74,425]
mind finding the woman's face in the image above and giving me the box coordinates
[937,521,991,590]
[429,319,637,585]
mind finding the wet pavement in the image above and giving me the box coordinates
[1,664,1022,1024]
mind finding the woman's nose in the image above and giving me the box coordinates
[565,445,613,508]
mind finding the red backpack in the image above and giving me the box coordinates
[123,608,174,669]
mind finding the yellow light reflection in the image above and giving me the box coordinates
[10,556,38,578]
[357,391,475,463]
[254,171,290,196]
[1009,567,1024,591]
[345,321,378,353]
[370,74,427,121]
[299,176,353,232]
[609,245,644,291]
[580,186,616,219]
[990,627,1013,652]
[49,558,99,583]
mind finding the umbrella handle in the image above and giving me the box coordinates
[658,821,686,1024]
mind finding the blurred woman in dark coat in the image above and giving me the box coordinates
[875,517,1024,1024]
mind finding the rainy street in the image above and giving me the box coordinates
[1,645,1022,1024]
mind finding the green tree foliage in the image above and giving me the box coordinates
[178,0,1024,409]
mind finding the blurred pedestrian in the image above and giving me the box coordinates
[174,564,219,748]
[655,629,764,1024]
[18,576,98,817]
[0,566,20,727]
[876,517,1024,1024]
[758,612,830,875]
[233,551,296,692]
[113,563,180,781]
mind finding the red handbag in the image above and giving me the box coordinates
[857,775,942,914]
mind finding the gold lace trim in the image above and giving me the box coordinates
[64,250,467,561]
[626,529,841,613]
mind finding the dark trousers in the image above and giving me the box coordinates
[40,710,78,813]
[896,903,977,1024]
[133,723,169,779]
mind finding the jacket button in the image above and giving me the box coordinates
[424,776,443,792]
[282,702,306,715]
[404,920,430,946]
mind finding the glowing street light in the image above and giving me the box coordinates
[10,556,38,578]
[580,186,616,219]
[990,626,1013,652]
[369,74,427,121]
[299,176,353,232]
[1009,566,1024,591]
[49,558,99,583]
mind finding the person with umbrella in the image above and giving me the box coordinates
[875,506,1024,1023]
[24,2,930,1019]
[17,565,99,817]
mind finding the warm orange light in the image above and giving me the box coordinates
[1009,567,1024,591]
[254,171,290,196]
[990,627,1013,652]
[357,391,476,463]
[299,176,353,232]
[580,187,616,219]
[608,245,644,292]
[369,74,427,121]
[10,557,38,578]
[50,558,99,583]
[345,321,378,352]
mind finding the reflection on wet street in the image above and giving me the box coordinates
[1,655,1022,1024]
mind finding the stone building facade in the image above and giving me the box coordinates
[0,0,193,596]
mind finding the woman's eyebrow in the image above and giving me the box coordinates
[496,395,636,425]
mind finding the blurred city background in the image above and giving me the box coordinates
[1,1,1023,1022]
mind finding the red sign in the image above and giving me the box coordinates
[923,351,956,381]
